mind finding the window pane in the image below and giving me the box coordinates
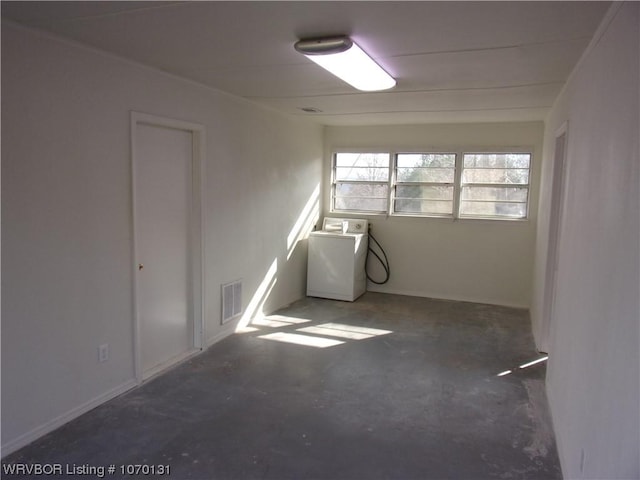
[396,153,455,183]
[335,183,389,198]
[461,168,529,185]
[463,153,530,169]
[397,167,454,183]
[461,186,528,202]
[395,199,453,215]
[333,153,390,213]
[397,153,455,168]
[336,153,389,168]
[392,153,456,216]
[334,182,389,212]
[336,166,389,181]
[335,197,388,212]
[396,185,453,201]
[460,152,531,219]
[459,201,527,218]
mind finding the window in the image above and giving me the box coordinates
[331,150,532,220]
[394,153,456,216]
[460,153,531,219]
[333,153,390,213]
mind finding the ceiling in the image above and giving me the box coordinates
[2,1,610,126]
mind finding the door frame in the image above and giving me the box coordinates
[130,111,205,383]
[540,120,569,354]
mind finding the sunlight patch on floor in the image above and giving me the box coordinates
[519,356,548,369]
[254,317,394,348]
[497,356,548,377]
[258,332,344,348]
[262,314,312,325]
[297,322,392,340]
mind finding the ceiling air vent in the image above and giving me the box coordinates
[221,280,242,324]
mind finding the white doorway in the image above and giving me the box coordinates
[131,112,204,381]
[540,122,568,354]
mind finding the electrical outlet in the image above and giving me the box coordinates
[98,344,109,363]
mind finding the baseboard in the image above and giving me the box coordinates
[365,286,530,310]
[1,378,138,458]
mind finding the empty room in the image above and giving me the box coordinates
[2,2,638,479]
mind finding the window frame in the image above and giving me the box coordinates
[392,152,458,218]
[458,152,532,220]
[331,151,391,214]
[330,147,533,221]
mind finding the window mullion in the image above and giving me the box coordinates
[389,153,397,215]
[331,153,337,212]
[453,151,463,219]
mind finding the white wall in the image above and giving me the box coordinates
[531,3,639,478]
[324,122,543,308]
[1,23,323,454]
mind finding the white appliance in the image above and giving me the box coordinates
[307,218,368,301]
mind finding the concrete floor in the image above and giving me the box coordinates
[2,293,562,479]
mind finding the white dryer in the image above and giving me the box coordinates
[307,218,368,301]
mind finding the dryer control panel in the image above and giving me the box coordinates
[322,217,368,234]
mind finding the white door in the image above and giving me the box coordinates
[133,118,199,380]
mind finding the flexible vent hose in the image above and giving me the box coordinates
[366,228,390,285]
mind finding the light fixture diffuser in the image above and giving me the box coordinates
[295,36,396,92]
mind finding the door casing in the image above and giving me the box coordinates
[540,121,569,354]
[130,111,205,382]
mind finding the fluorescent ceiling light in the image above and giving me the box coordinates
[295,36,396,92]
